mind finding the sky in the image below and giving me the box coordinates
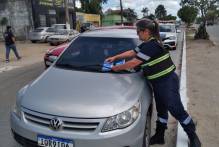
[102,0,181,18]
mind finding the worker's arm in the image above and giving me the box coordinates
[105,50,136,63]
[112,58,142,71]
[12,37,16,43]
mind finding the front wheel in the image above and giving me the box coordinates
[142,111,152,147]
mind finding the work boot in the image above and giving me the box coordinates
[181,119,201,147]
[189,133,201,147]
[149,121,167,145]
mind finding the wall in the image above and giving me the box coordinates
[0,0,33,40]
[102,14,128,26]
[76,12,101,26]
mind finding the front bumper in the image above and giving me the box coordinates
[44,55,55,67]
[10,109,146,147]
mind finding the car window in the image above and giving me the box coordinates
[46,28,55,32]
[33,28,44,32]
[56,36,139,72]
[53,25,66,30]
[160,25,176,33]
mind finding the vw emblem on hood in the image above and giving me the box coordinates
[50,117,63,130]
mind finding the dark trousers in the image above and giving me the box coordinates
[150,72,192,126]
[5,44,20,60]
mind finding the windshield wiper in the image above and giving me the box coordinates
[55,63,134,73]
[55,63,111,72]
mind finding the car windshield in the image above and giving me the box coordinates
[56,36,140,73]
[160,25,176,33]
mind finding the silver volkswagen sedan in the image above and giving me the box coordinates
[11,27,153,147]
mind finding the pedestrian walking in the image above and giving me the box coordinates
[105,18,201,147]
[3,26,21,63]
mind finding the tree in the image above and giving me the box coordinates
[0,17,8,34]
[206,9,218,24]
[163,14,177,20]
[123,8,138,22]
[142,7,149,17]
[177,5,198,26]
[181,0,217,39]
[155,5,167,19]
[79,0,108,14]
[147,14,156,20]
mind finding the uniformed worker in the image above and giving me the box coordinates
[105,19,201,147]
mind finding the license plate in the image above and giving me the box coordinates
[38,135,74,147]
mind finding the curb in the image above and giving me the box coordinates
[176,31,189,147]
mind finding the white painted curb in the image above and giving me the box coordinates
[176,31,189,147]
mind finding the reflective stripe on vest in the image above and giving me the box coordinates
[141,53,170,67]
[147,65,175,80]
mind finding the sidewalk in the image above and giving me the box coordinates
[0,41,51,71]
[186,30,219,147]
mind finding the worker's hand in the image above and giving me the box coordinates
[105,56,116,63]
[111,66,120,72]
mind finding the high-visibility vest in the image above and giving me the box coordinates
[140,39,175,80]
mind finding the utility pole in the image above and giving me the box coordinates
[72,0,76,29]
[120,0,124,25]
[64,0,70,30]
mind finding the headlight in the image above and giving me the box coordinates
[169,36,176,40]
[13,85,28,119]
[102,101,140,132]
[13,103,21,119]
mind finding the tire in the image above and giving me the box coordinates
[142,108,152,147]
[171,47,177,50]
[50,42,55,46]
[44,36,49,43]
[31,40,37,43]
[44,60,49,68]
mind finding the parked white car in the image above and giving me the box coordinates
[47,30,79,46]
[159,23,178,50]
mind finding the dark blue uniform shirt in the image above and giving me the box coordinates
[133,40,164,62]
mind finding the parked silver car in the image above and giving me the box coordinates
[11,27,153,147]
[29,27,56,43]
[47,30,79,46]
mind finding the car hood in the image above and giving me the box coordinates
[21,67,145,118]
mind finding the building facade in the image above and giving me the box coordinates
[0,0,76,40]
[0,0,32,39]
[31,0,76,28]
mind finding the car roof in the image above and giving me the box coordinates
[81,27,138,38]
